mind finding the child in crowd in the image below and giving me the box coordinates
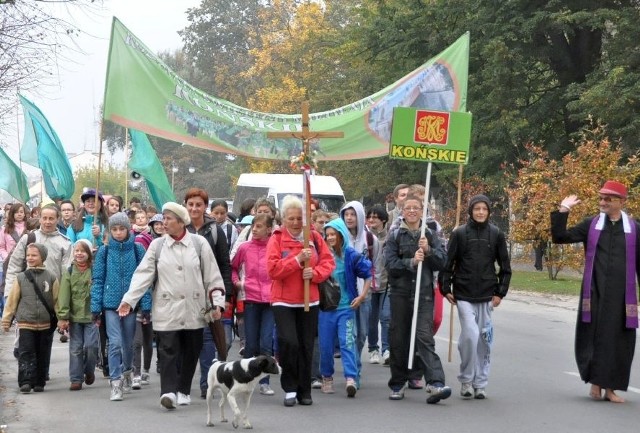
[231,214,276,395]
[2,244,59,393]
[56,239,97,391]
[132,210,153,250]
[148,214,165,238]
[210,199,238,249]
[319,218,372,398]
[91,212,150,402]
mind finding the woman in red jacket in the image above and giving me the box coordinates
[266,195,334,407]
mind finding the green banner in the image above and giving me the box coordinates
[103,18,469,161]
[389,108,472,165]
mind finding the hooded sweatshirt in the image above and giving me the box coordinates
[440,194,511,301]
[324,218,373,307]
[339,201,382,295]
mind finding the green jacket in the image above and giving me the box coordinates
[56,264,92,323]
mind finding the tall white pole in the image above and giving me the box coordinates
[408,162,432,370]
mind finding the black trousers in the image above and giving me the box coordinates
[388,292,445,389]
[133,321,154,374]
[272,305,318,398]
[156,329,203,396]
[18,327,54,388]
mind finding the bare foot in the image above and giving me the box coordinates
[589,384,602,400]
[604,389,625,403]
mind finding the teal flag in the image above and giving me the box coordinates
[0,147,30,202]
[104,17,469,160]
[128,129,176,208]
[19,94,75,200]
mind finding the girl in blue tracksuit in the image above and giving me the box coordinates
[319,218,371,398]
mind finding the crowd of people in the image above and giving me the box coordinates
[0,177,636,410]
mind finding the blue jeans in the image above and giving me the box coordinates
[368,290,391,353]
[199,326,217,391]
[318,308,358,379]
[354,296,371,380]
[104,310,136,381]
[244,302,275,385]
[69,322,99,383]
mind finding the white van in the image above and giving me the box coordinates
[233,173,346,214]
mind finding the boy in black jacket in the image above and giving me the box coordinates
[440,194,511,400]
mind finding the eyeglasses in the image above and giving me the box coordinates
[404,207,422,212]
[599,196,620,203]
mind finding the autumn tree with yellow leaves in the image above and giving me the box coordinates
[506,127,640,279]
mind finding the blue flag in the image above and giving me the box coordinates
[19,94,75,200]
[128,129,176,208]
[0,147,30,203]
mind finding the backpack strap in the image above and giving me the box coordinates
[226,224,233,247]
[365,229,374,261]
[9,230,20,244]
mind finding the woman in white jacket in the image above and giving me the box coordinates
[117,202,225,411]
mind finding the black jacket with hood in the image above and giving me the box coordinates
[440,195,511,302]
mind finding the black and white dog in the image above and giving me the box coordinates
[206,355,281,429]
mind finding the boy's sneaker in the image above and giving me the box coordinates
[132,376,142,390]
[321,377,335,394]
[426,382,452,404]
[311,379,322,389]
[389,385,406,400]
[33,386,44,392]
[474,388,486,399]
[122,371,133,394]
[177,392,191,405]
[460,382,473,399]
[382,350,390,366]
[160,392,177,409]
[369,350,381,364]
[110,380,123,401]
[140,372,150,386]
[346,378,357,398]
[19,384,32,394]
[259,384,275,395]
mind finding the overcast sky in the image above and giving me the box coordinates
[5,0,201,169]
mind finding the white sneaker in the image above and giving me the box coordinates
[369,350,381,364]
[132,376,142,390]
[140,372,150,386]
[311,379,322,389]
[160,392,177,409]
[382,350,390,366]
[177,392,191,405]
[474,388,486,400]
[460,382,473,399]
[122,371,133,394]
[259,384,275,395]
[110,380,123,401]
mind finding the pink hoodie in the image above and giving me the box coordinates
[0,221,26,261]
[231,237,272,303]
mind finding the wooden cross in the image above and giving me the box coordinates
[267,101,344,311]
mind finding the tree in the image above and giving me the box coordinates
[506,126,640,279]
[0,1,101,138]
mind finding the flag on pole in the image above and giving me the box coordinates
[19,94,75,200]
[128,129,176,208]
[103,17,469,160]
[0,147,30,203]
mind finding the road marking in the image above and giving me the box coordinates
[564,371,640,394]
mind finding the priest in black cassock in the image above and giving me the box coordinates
[551,180,640,403]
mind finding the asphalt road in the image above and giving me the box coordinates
[1,291,639,433]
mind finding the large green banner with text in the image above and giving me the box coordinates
[389,108,472,165]
[103,18,469,160]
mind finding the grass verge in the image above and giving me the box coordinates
[510,270,581,296]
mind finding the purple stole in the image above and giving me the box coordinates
[583,212,638,328]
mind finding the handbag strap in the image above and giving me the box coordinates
[24,270,56,320]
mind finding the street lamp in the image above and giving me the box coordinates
[171,164,179,193]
